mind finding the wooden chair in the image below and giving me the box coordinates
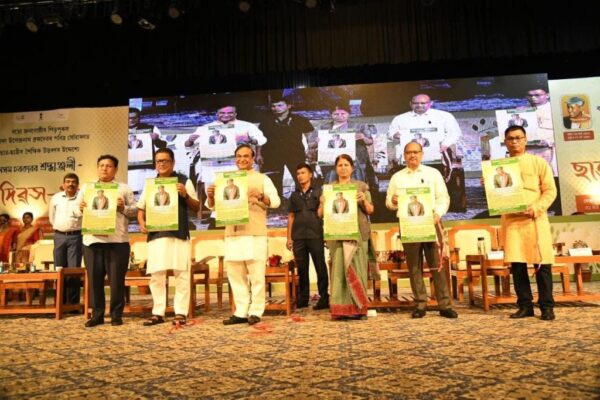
[466,254,511,311]
[266,232,296,299]
[189,256,213,315]
[447,224,503,301]
[191,235,230,310]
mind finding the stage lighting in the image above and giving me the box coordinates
[168,1,183,19]
[25,17,39,33]
[137,17,156,30]
[305,0,318,8]
[110,9,124,25]
[238,1,251,13]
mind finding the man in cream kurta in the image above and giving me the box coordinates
[206,144,280,326]
[501,126,557,321]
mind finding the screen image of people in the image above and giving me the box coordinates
[128,73,561,230]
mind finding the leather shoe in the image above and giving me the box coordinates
[84,317,104,328]
[143,315,165,326]
[313,298,330,310]
[439,309,458,319]
[411,309,426,318]
[541,308,555,321]
[297,301,309,309]
[223,315,248,325]
[510,308,534,318]
[111,317,123,326]
[248,315,261,325]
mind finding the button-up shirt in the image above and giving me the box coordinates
[49,191,83,232]
[288,185,323,240]
[385,164,450,217]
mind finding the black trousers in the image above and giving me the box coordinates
[511,262,555,309]
[53,232,83,304]
[83,242,130,319]
[293,238,329,304]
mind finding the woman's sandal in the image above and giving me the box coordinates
[143,315,165,326]
[172,314,187,326]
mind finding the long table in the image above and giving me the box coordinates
[0,268,85,319]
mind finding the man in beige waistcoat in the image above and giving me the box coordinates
[206,144,281,325]
[501,126,557,321]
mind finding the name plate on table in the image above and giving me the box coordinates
[568,248,593,256]
[487,250,504,260]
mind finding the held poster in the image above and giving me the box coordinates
[482,157,527,216]
[323,183,359,240]
[215,170,249,227]
[398,187,436,243]
[82,182,118,234]
[144,177,178,231]
[317,130,356,165]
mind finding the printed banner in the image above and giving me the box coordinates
[82,182,118,234]
[145,177,179,231]
[323,184,359,240]
[482,158,527,216]
[317,130,356,165]
[214,170,249,226]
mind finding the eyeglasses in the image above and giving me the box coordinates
[505,136,526,142]
[404,151,422,155]
[155,159,172,164]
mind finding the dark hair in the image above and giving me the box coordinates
[235,144,255,157]
[296,163,313,174]
[334,154,354,167]
[504,125,527,137]
[97,154,119,168]
[1,213,11,220]
[270,96,292,105]
[63,173,79,184]
[155,147,175,161]
[330,105,349,113]
[22,212,33,220]
[128,107,140,115]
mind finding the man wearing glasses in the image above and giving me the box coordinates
[137,148,200,327]
[501,126,557,321]
[385,141,458,319]
[387,94,464,211]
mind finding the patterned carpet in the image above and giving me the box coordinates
[1,293,599,399]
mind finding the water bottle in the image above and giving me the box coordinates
[477,237,487,256]
[0,261,4,273]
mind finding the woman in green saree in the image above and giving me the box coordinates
[318,154,374,320]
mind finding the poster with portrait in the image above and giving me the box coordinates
[198,125,237,160]
[560,94,592,130]
[397,187,436,243]
[82,182,118,234]
[482,158,526,216]
[144,177,178,231]
[214,170,249,227]
[317,130,356,165]
[323,183,359,240]
[127,126,154,165]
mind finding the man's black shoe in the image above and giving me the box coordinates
[411,309,426,318]
[248,315,261,325]
[111,317,123,326]
[297,301,309,309]
[540,308,555,321]
[84,317,104,328]
[439,309,458,319]
[510,308,534,318]
[313,298,330,310]
[223,315,248,325]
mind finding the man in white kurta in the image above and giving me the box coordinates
[501,126,557,321]
[206,144,280,326]
[138,148,200,326]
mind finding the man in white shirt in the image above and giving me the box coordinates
[206,144,280,326]
[49,173,83,305]
[385,142,457,319]
[81,155,137,328]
